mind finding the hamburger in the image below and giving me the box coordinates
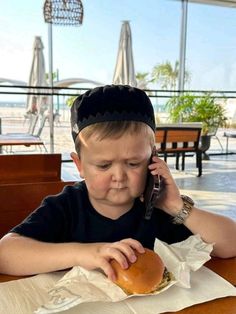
[110,248,172,295]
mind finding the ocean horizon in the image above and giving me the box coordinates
[0,101,25,108]
[0,101,71,110]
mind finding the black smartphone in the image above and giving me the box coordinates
[143,149,161,220]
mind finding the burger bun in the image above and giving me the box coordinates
[110,248,165,294]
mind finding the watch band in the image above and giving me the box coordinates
[172,195,194,225]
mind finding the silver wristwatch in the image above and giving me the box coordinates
[172,195,194,225]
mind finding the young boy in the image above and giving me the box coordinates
[0,85,235,281]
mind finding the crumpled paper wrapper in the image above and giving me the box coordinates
[34,234,227,314]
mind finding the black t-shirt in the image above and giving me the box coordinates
[11,181,192,249]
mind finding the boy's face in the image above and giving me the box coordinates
[72,130,152,217]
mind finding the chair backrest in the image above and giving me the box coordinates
[207,124,219,136]
[35,114,48,137]
[155,123,202,153]
[28,114,39,135]
[0,181,74,238]
[0,153,61,184]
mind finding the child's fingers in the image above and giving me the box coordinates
[95,239,146,281]
[149,163,170,178]
[148,157,173,177]
[104,246,130,269]
[151,155,161,163]
[102,239,145,270]
[119,238,145,254]
[98,258,117,281]
[112,238,145,264]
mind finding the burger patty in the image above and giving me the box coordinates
[154,268,174,292]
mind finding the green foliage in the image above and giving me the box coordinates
[136,72,149,81]
[151,60,191,90]
[45,71,58,83]
[166,93,228,135]
[66,95,79,107]
[135,72,153,89]
[136,59,191,91]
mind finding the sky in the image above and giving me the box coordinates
[1,0,236,92]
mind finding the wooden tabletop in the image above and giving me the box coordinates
[166,257,236,314]
[205,257,236,285]
[0,257,235,313]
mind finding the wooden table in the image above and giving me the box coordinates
[0,257,235,313]
[166,257,236,314]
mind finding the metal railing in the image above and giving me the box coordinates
[0,85,235,154]
[2,84,236,97]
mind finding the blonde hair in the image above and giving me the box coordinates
[75,121,155,155]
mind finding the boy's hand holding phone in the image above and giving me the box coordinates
[143,171,160,220]
[146,154,183,217]
[143,147,161,219]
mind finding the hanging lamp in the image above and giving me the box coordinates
[43,0,83,26]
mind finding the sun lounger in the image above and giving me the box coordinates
[0,114,47,153]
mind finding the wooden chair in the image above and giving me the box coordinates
[0,153,75,238]
[155,123,203,176]
[0,153,62,184]
[20,113,39,135]
[0,181,74,238]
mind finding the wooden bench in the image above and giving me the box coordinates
[0,181,74,238]
[0,154,62,184]
[155,123,203,176]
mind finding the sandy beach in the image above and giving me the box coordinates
[0,106,235,156]
[0,106,74,154]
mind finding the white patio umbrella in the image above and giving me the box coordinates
[113,21,137,87]
[26,36,48,114]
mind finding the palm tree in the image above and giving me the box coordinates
[135,72,152,90]
[151,61,190,90]
[45,71,58,83]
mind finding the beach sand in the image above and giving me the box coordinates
[0,107,74,155]
[0,106,235,156]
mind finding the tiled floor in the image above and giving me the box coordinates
[62,152,236,221]
[171,154,236,220]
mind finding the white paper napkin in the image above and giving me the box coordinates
[34,234,235,314]
[1,235,235,314]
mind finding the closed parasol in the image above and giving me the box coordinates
[113,21,137,87]
[26,36,48,115]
